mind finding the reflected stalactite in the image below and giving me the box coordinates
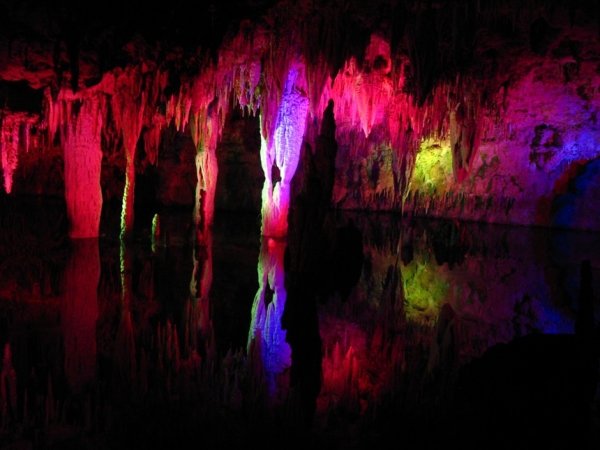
[448,82,482,183]
[187,101,221,360]
[2,2,598,232]
[247,238,291,399]
[0,115,21,194]
[62,239,99,393]
[151,213,160,253]
[0,344,17,423]
[115,239,136,387]
[41,69,168,239]
[188,230,214,358]
[425,302,460,398]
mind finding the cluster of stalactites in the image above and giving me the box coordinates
[154,28,491,234]
[166,22,268,137]
[0,111,37,194]
[8,21,495,238]
[43,66,170,238]
[45,66,169,157]
[309,33,493,188]
[111,67,148,238]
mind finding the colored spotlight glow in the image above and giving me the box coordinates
[409,138,453,196]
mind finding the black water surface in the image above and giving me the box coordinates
[0,201,598,448]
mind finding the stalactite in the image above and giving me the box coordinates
[187,103,220,361]
[0,114,21,194]
[317,35,394,137]
[313,29,497,212]
[166,87,192,133]
[1,0,593,233]
[260,63,309,237]
[305,59,330,119]
[221,20,266,113]
[189,104,220,237]
[259,35,301,145]
[448,79,484,182]
[60,94,105,238]
[0,112,38,194]
[143,116,164,166]
[117,238,136,386]
[115,309,137,385]
[111,67,147,239]
[189,231,214,356]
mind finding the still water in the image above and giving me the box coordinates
[0,198,598,448]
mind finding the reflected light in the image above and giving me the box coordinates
[402,257,449,325]
[247,238,291,398]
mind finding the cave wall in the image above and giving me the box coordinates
[332,21,600,230]
[0,1,599,233]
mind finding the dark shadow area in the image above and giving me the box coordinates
[448,261,598,449]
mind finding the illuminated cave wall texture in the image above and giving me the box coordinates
[1,1,599,234]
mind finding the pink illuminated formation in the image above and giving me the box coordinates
[0,112,36,194]
[111,68,147,238]
[47,90,104,238]
[260,65,310,237]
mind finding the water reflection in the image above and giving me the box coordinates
[189,226,213,357]
[116,239,136,388]
[247,238,291,400]
[0,208,598,447]
[62,239,99,393]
